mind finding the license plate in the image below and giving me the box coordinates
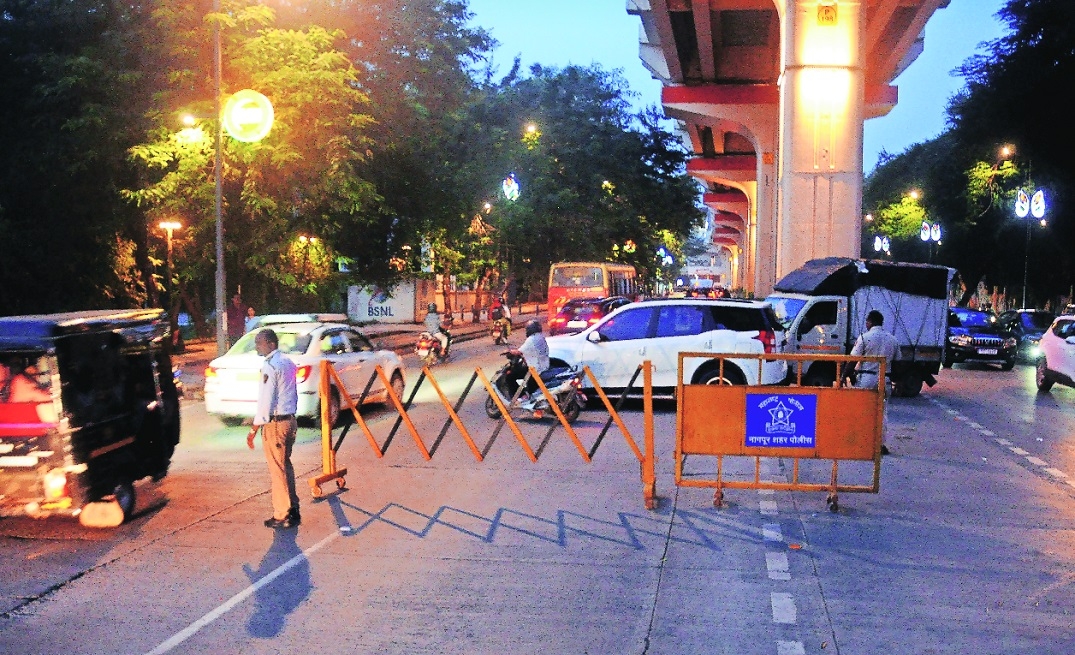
[978,348,998,356]
[566,320,587,329]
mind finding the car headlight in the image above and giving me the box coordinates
[948,334,973,347]
[1003,337,1018,349]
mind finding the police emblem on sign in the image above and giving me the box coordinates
[745,393,817,448]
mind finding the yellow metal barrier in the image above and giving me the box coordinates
[676,352,886,511]
[308,359,659,509]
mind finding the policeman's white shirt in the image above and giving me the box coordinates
[519,333,550,373]
[254,349,298,425]
[850,325,901,376]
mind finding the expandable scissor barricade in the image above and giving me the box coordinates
[309,360,658,509]
[676,352,887,511]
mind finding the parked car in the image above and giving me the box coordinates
[204,318,405,427]
[547,296,632,336]
[997,309,1055,362]
[943,307,1018,370]
[1035,314,1075,393]
[546,298,787,396]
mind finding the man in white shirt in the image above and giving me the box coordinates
[247,328,300,528]
[850,310,900,454]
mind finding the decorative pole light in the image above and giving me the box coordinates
[222,89,274,143]
[1016,188,1047,309]
[873,235,890,255]
[502,172,520,201]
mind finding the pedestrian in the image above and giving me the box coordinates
[227,293,248,347]
[247,328,301,529]
[849,310,900,455]
[245,306,258,333]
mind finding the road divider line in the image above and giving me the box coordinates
[777,641,806,655]
[760,500,778,516]
[1044,468,1068,478]
[1026,456,1048,467]
[1010,447,1029,456]
[763,523,783,542]
[143,530,340,655]
[771,592,797,624]
[766,552,791,581]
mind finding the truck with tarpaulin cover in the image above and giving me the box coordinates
[0,309,180,527]
[765,257,954,397]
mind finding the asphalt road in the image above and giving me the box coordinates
[2,344,1075,655]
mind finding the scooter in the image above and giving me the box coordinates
[415,330,451,367]
[484,352,586,423]
[491,317,511,345]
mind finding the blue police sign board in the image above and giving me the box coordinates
[745,393,817,448]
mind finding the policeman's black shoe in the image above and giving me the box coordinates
[264,516,295,529]
[880,444,891,456]
[287,508,301,525]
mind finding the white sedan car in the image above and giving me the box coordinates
[546,298,787,395]
[1036,314,1075,394]
[204,320,405,426]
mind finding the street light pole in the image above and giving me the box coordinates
[213,0,226,356]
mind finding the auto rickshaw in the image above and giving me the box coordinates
[0,309,180,527]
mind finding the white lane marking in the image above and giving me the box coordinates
[995,438,1013,446]
[766,552,791,581]
[763,523,783,542]
[981,429,996,437]
[771,592,797,624]
[1045,468,1069,478]
[1010,447,1029,456]
[760,500,779,516]
[968,421,983,429]
[143,530,340,655]
[1026,456,1048,467]
[777,642,807,655]
[945,409,959,416]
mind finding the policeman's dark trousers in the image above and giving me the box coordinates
[262,417,299,520]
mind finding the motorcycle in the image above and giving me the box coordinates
[484,352,586,423]
[415,330,451,367]
[491,317,511,345]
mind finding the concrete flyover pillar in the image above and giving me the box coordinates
[777,0,865,280]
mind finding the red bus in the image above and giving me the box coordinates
[547,261,638,319]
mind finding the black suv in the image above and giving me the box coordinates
[997,309,1055,362]
[943,307,1018,370]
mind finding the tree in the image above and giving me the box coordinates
[125,1,379,313]
[948,0,1075,300]
[0,0,164,314]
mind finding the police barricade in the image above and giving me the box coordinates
[676,351,886,511]
[308,359,658,509]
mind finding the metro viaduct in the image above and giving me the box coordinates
[628,0,949,295]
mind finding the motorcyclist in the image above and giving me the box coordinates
[490,296,511,338]
[424,303,450,357]
[508,320,549,400]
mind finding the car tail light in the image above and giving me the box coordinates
[204,366,217,379]
[43,468,69,501]
[755,329,777,353]
[588,316,601,325]
[550,317,566,325]
[295,365,312,383]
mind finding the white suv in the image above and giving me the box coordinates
[546,298,787,395]
[1036,314,1075,393]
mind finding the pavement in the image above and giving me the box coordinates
[175,305,545,398]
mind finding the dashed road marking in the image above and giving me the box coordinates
[766,552,791,581]
[980,429,996,437]
[771,592,797,624]
[1010,447,1029,456]
[763,523,783,542]
[777,641,806,655]
[1027,456,1048,467]
[1045,468,1068,478]
[995,438,1013,446]
[760,500,779,516]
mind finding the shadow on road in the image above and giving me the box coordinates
[242,527,312,638]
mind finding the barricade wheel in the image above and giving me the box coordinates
[311,485,324,499]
